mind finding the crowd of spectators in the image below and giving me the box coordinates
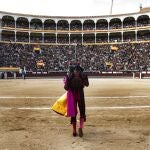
[76,43,150,71]
[44,25,56,30]
[83,24,95,30]
[70,24,82,30]
[109,23,122,29]
[0,42,150,72]
[137,20,149,27]
[96,24,108,30]
[16,21,29,29]
[2,20,15,28]
[123,22,135,28]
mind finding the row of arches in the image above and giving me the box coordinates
[1,30,149,43]
[0,15,150,30]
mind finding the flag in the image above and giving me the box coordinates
[34,47,40,51]
[37,60,45,67]
[111,45,118,51]
[105,62,113,68]
[33,44,41,53]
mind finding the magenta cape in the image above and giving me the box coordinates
[66,89,77,117]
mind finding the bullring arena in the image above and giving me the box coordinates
[0,5,150,150]
[0,78,150,150]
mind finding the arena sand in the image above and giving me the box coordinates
[0,78,150,150]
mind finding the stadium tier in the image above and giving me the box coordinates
[0,10,150,75]
[0,9,150,44]
[0,43,150,73]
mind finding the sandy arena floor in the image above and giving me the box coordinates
[0,78,150,150]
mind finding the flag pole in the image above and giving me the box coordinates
[110,0,114,15]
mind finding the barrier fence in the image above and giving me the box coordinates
[1,70,150,79]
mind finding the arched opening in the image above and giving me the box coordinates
[57,34,69,43]
[123,31,135,42]
[109,18,122,29]
[83,34,95,43]
[137,15,149,26]
[57,20,69,30]
[44,19,56,30]
[96,33,108,43]
[83,20,95,30]
[16,32,29,42]
[44,33,56,43]
[70,20,82,30]
[2,15,15,28]
[109,32,122,42]
[30,18,43,30]
[123,17,135,28]
[1,30,15,41]
[30,33,42,43]
[70,34,82,44]
[96,19,108,30]
[16,17,29,29]
[137,30,150,41]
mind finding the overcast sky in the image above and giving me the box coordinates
[0,0,150,16]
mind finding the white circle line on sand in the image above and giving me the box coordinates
[0,96,150,99]
[0,106,150,110]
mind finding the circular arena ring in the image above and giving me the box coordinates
[0,79,150,150]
